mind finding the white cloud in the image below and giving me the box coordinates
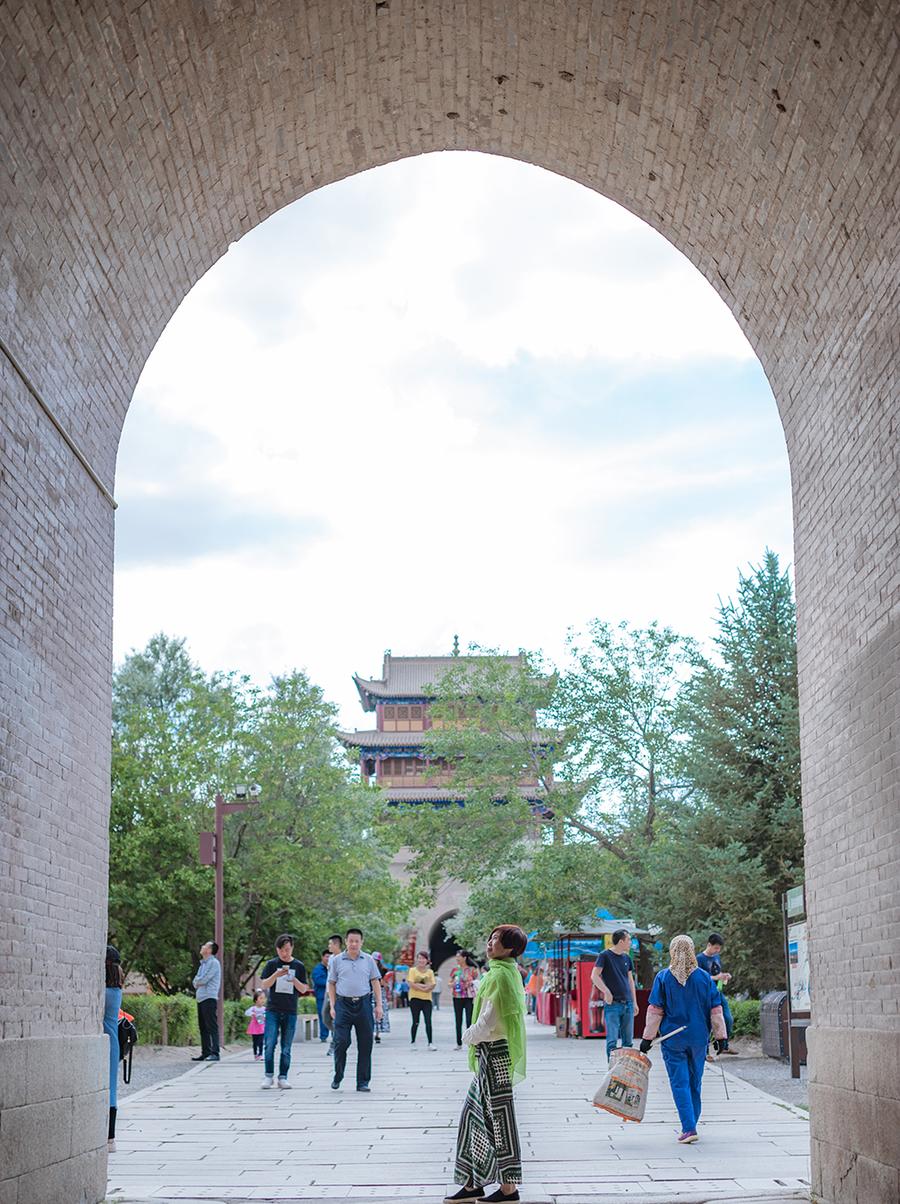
[115,152,789,726]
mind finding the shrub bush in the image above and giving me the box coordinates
[121,990,321,1045]
[729,998,761,1037]
[225,998,254,1042]
[122,994,163,1044]
[122,993,200,1046]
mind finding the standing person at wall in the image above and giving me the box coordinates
[696,933,737,1054]
[448,925,528,1203]
[311,950,331,1046]
[451,952,479,1050]
[591,930,638,1062]
[258,934,311,1089]
[432,971,444,1010]
[191,940,221,1063]
[104,944,124,1151]
[328,927,383,1092]
[639,934,727,1144]
[408,951,437,1049]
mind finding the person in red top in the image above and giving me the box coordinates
[451,951,480,1050]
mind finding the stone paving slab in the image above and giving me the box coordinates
[108,1009,809,1203]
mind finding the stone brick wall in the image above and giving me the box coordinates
[0,2,897,1200]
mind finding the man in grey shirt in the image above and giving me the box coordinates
[192,940,222,1061]
[327,927,382,1091]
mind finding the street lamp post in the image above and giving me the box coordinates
[200,786,260,1046]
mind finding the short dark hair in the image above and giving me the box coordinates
[346,927,363,939]
[329,934,343,945]
[208,940,219,955]
[708,933,724,947]
[491,925,528,958]
[275,933,294,949]
[612,929,629,945]
[416,951,430,962]
[321,949,330,958]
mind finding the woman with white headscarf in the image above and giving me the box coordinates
[639,935,727,1144]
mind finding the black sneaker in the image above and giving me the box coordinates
[357,1084,371,1092]
[482,1191,519,1203]
[331,1078,341,1090]
[444,1189,484,1202]
[191,1054,208,1061]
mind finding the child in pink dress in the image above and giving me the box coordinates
[245,990,267,1059]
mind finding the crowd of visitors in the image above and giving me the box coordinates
[105,921,739,1200]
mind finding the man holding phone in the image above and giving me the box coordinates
[258,934,311,1089]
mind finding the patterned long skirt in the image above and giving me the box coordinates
[373,995,391,1033]
[455,1040,522,1186]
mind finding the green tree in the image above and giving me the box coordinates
[383,650,576,890]
[109,636,408,996]
[219,670,408,996]
[447,842,627,951]
[383,633,698,965]
[555,621,699,859]
[674,550,802,989]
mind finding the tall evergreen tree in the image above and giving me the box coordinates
[677,549,803,988]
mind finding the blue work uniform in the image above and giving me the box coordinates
[647,967,722,1134]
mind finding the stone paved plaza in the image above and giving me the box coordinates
[107,1010,810,1203]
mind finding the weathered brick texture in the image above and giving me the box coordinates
[0,3,897,1201]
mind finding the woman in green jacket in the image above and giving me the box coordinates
[446,924,528,1204]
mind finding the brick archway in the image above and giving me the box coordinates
[1,4,897,1201]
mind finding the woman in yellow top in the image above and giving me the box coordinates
[407,951,437,1049]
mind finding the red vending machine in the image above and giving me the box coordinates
[535,989,558,1028]
[573,960,605,1038]
[572,961,652,1040]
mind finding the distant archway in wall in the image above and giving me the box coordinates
[429,912,462,975]
[1,5,898,1203]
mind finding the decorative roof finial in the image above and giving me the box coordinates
[452,634,460,657]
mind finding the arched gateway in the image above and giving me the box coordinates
[0,3,897,1201]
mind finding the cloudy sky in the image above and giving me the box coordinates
[114,151,792,729]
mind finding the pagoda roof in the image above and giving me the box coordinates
[382,785,547,804]
[338,729,430,749]
[338,727,557,750]
[353,653,524,711]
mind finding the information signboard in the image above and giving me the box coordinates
[787,919,811,1011]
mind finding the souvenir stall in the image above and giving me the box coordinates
[525,916,656,1039]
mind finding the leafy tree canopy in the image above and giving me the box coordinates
[109,635,409,996]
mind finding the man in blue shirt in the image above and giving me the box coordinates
[191,940,221,1062]
[311,950,331,1045]
[696,933,736,1052]
[327,927,383,1092]
[591,929,638,1061]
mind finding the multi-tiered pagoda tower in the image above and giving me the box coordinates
[339,651,549,973]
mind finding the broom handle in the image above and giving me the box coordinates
[652,1025,687,1045]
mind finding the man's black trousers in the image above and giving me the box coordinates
[332,996,374,1087]
[197,998,220,1057]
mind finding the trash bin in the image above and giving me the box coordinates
[760,990,788,1058]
